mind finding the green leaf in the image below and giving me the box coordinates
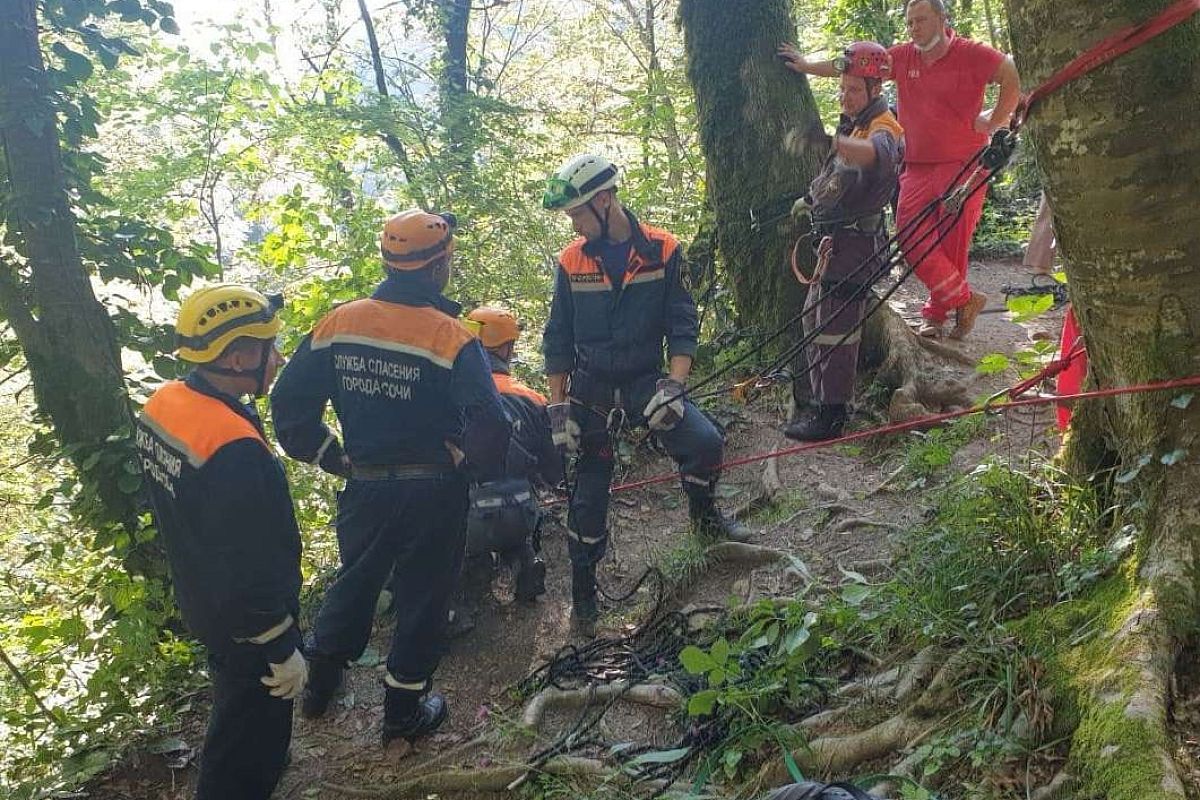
[52,43,94,81]
[1006,293,1055,321]
[710,637,729,666]
[708,668,726,687]
[976,353,1010,375]
[687,690,718,716]
[841,584,872,607]
[782,625,811,655]
[680,645,714,674]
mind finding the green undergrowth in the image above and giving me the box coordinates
[0,405,343,798]
[663,457,1146,798]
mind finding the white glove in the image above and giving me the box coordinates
[547,402,581,457]
[644,378,686,432]
[791,195,813,220]
[261,648,308,700]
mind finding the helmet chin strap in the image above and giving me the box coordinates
[586,198,611,243]
[200,340,273,398]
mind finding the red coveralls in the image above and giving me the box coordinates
[890,34,1005,323]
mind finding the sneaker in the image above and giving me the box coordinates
[382,691,448,746]
[949,291,987,340]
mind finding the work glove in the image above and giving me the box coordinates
[547,402,581,457]
[791,195,814,221]
[261,648,308,700]
[643,378,686,432]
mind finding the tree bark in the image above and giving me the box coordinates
[1007,2,1200,797]
[0,0,138,527]
[679,0,827,339]
[438,0,476,189]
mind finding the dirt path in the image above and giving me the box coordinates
[91,258,1073,799]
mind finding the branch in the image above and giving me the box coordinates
[354,0,427,207]
[0,258,44,356]
[0,643,59,726]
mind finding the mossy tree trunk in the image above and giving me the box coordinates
[678,0,827,338]
[1007,2,1200,796]
[0,0,138,529]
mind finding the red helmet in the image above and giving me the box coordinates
[838,41,892,79]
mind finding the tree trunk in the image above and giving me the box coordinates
[0,0,138,528]
[680,0,969,417]
[1007,2,1200,797]
[679,0,827,338]
[439,0,475,190]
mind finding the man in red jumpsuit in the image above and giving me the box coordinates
[780,0,1020,340]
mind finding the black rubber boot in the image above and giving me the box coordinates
[570,562,598,639]
[300,655,345,720]
[783,404,848,442]
[687,490,752,543]
[382,688,448,746]
[514,543,547,602]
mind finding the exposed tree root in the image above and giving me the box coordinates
[861,303,972,418]
[829,516,903,535]
[835,666,900,699]
[521,682,683,731]
[911,331,978,366]
[756,714,929,786]
[893,645,943,703]
[704,541,791,567]
[322,756,618,798]
[1030,770,1076,800]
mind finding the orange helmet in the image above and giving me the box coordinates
[380,210,457,270]
[465,306,521,349]
[837,41,892,80]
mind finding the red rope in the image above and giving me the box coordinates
[1002,342,1088,401]
[552,373,1200,501]
[1012,0,1200,130]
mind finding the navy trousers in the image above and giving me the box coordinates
[566,372,723,567]
[307,472,468,684]
[195,650,293,800]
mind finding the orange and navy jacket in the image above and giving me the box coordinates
[542,210,699,381]
[136,372,302,663]
[487,352,563,489]
[270,272,508,479]
[809,97,903,221]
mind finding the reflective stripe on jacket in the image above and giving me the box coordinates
[271,271,509,479]
[136,373,301,663]
[542,210,699,381]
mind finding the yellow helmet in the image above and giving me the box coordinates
[175,284,283,363]
[465,306,521,348]
[380,210,457,270]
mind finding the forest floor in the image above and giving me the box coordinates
[88,258,1200,800]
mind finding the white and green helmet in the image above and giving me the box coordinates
[542,153,620,211]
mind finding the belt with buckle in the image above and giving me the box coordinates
[350,463,453,481]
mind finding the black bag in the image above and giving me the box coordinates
[465,478,539,557]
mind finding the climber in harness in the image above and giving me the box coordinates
[784,42,904,441]
[460,306,563,606]
[542,153,753,639]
